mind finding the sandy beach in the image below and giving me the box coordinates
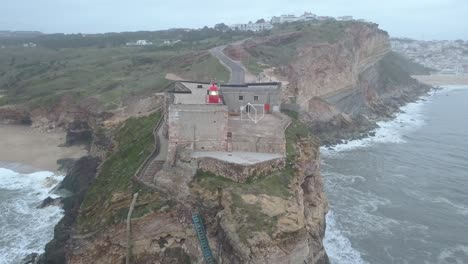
[0,125,87,173]
[413,74,468,86]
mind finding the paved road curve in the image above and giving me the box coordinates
[210,46,245,84]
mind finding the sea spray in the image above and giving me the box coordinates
[0,168,64,264]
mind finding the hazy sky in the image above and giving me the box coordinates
[2,0,468,40]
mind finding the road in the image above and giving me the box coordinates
[210,46,245,84]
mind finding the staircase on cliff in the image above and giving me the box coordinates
[192,212,216,264]
[134,108,167,186]
[140,160,165,184]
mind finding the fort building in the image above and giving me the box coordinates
[160,81,290,182]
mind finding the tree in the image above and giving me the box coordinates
[214,23,229,32]
[256,18,265,24]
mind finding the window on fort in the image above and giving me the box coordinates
[254,95,259,102]
[239,95,244,100]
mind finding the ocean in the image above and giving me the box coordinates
[323,86,468,264]
[0,168,64,263]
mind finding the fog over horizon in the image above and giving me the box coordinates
[2,0,468,40]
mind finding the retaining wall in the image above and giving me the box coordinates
[196,157,285,183]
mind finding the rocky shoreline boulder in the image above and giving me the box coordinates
[37,197,62,209]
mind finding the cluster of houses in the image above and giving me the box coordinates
[229,12,369,32]
[125,40,153,46]
[22,43,37,48]
[391,38,468,75]
[125,39,181,47]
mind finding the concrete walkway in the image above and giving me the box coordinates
[192,151,283,165]
[155,124,168,161]
[210,46,245,84]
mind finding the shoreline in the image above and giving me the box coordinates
[322,85,468,263]
[412,74,468,86]
[0,124,88,174]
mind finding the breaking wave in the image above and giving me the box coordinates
[0,168,64,264]
[324,210,368,264]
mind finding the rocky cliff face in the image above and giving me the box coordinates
[286,24,431,144]
[64,129,328,264]
[192,137,328,264]
[227,22,431,145]
[287,24,390,108]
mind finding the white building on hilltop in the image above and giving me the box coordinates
[126,40,153,46]
[271,12,318,24]
[337,16,354,21]
[22,43,37,48]
[271,14,298,24]
[299,12,318,21]
[230,22,273,32]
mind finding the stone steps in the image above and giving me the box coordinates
[140,160,165,184]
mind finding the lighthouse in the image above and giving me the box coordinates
[207,83,221,104]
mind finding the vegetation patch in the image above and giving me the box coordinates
[246,21,349,67]
[131,197,176,219]
[177,54,230,83]
[244,57,268,75]
[283,110,311,161]
[193,169,291,199]
[78,112,161,232]
[230,193,278,244]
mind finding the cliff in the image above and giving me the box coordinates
[58,114,328,264]
[226,21,431,144]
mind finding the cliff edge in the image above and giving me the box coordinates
[225,21,431,144]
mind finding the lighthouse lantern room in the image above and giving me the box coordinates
[207,83,222,104]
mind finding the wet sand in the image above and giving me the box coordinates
[0,125,87,173]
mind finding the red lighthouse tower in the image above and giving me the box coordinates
[207,83,221,104]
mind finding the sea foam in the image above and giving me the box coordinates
[0,168,64,264]
[324,210,368,264]
[321,86,468,156]
[321,94,433,156]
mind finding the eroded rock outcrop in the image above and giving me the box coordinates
[66,133,328,264]
[38,156,100,264]
[228,22,431,145]
[202,138,328,264]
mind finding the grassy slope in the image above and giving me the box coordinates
[384,51,434,75]
[78,112,174,232]
[245,21,348,67]
[176,54,230,83]
[0,41,230,109]
[0,47,170,108]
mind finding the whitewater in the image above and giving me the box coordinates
[0,168,64,263]
[323,86,468,263]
